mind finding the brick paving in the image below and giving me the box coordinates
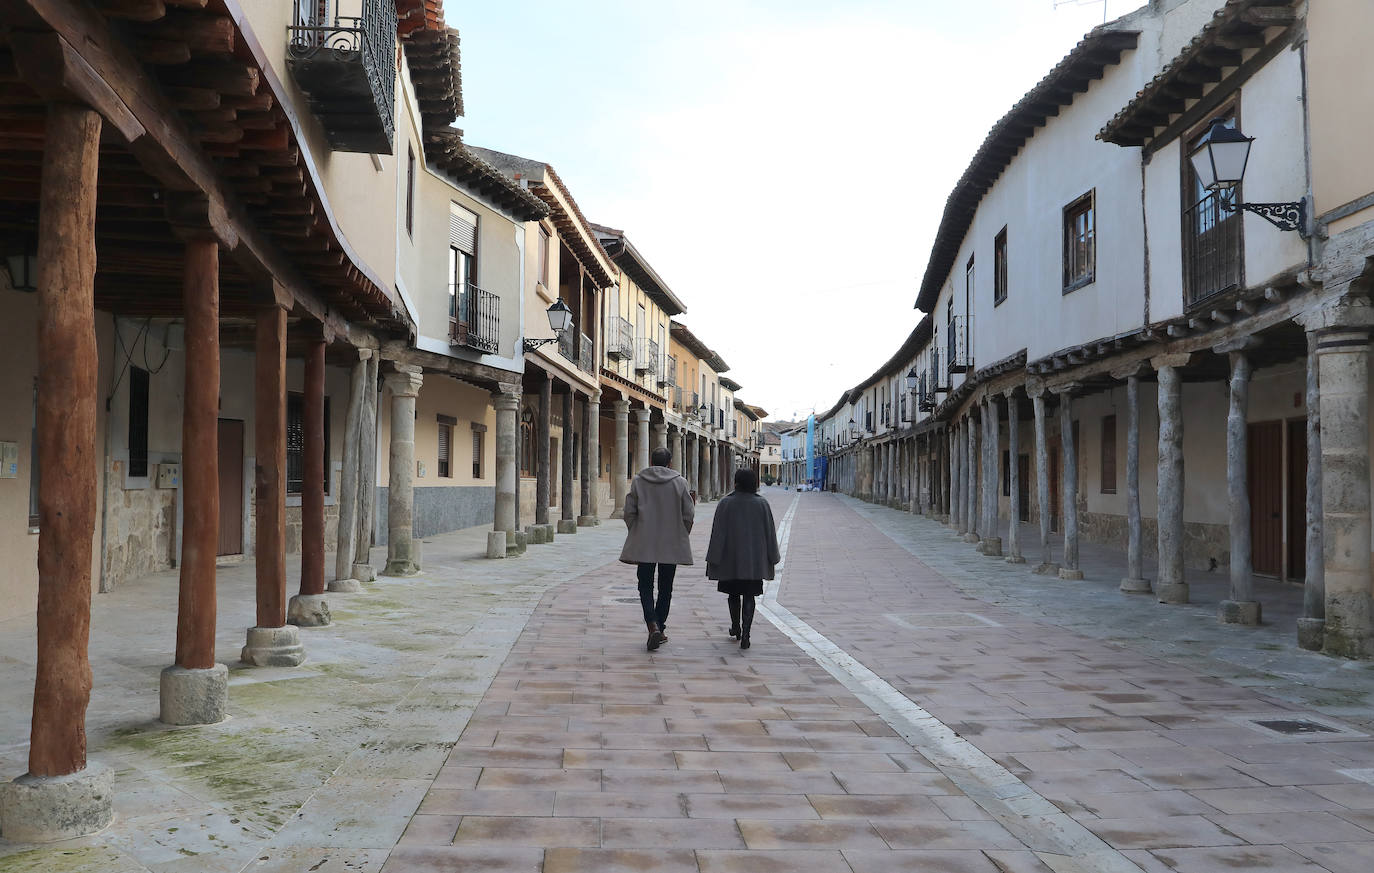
[394,489,1374,873]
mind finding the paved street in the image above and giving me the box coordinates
[5,489,1374,872]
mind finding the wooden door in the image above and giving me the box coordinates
[1017,453,1031,522]
[1286,418,1307,580]
[1248,420,1283,577]
[217,418,244,556]
[1048,436,1061,533]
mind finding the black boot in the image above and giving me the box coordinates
[740,595,755,650]
[647,621,664,651]
[727,594,741,639]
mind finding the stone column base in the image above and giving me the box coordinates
[1157,582,1189,605]
[1032,562,1060,576]
[556,519,578,535]
[962,533,981,543]
[287,593,332,627]
[382,559,420,577]
[1296,617,1325,651]
[1219,600,1262,625]
[1058,567,1085,581]
[981,537,1003,557]
[1120,577,1153,595]
[577,515,599,527]
[1005,554,1026,565]
[159,663,228,726]
[352,563,376,583]
[327,577,361,593]
[0,762,114,843]
[486,531,507,559]
[610,508,625,519]
[509,531,528,556]
[241,625,306,667]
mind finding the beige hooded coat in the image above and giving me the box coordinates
[619,465,695,566]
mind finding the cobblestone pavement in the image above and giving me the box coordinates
[5,490,1374,872]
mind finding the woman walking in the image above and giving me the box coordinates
[706,468,780,650]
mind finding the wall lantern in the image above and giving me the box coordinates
[1189,119,1306,234]
[522,299,574,352]
[847,418,858,439]
[5,243,37,293]
[905,366,920,391]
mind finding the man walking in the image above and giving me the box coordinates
[620,446,695,650]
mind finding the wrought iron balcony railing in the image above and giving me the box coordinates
[635,337,659,374]
[557,328,576,362]
[930,347,949,392]
[287,0,397,154]
[606,316,633,361]
[449,283,500,354]
[577,333,594,374]
[660,354,676,388]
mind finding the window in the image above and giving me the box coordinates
[448,203,477,338]
[1100,414,1117,494]
[1182,113,1243,306]
[537,226,550,288]
[472,425,485,479]
[287,393,330,494]
[1002,449,1010,496]
[405,146,415,238]
[519,407,535,476]
[437,414,455,478]
[1062,191,1095,292]
[128,366,149,478]
[993,227,1008,306]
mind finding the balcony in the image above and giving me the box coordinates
[287,0,397,154]
[577,333,594,375]
[449,283,500,354]
[1184,190,1243,307]
[947,316,972,375]
[557,328,575,362]
[606,316,633,361]
[635,338,658,375]
[919,372,935,411]
[659,355,676,389]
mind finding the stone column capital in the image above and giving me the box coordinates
[611,399,630,416]
[1296,290,1374,333]
[633,407,653,423]
[356,348,374,361]
[1109,361,1151,382]
[1151,352,1195,371]
[383,365,423,397]
[492,388,520,411]
[1213,336,1261,356]
[1024,378,1047,399]
[1048,381,1083,397]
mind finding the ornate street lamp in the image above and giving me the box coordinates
[1189,119,1306,233]
[5,238,37,293]
[905,366,920,391]
[522,299,573,351]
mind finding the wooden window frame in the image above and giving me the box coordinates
[436,414,456,479]
[405,146,415,239]
[287,392,331,495]
[1100,414,1117,494]
[1062,190,1096,294]
[537,226,550,288]
[993,226,1008,306]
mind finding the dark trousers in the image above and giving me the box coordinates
[637,563,676,628]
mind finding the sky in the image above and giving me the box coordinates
[453,0,1145,422]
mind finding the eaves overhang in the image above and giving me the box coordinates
[913,26,1140,313]
[670,321,729,372]
[719,376,743,392]
[424,131,550,221]
[590,223,688,316]
[1098,0,1299,149]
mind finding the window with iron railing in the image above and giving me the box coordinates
[1184,189,1243,306]
[947,315,971,375]
[606,316,633,361]
[287,0,397,154]
[450,282,500,354]
[635,337,658,375]
[577,333,594,374]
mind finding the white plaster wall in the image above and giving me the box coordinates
[1237,45,1309,284]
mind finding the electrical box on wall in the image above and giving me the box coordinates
[156,463,180,489]
[0,441,17,479]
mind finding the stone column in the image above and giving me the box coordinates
[383,365,423,576]
[952,420,965,534]
[1,103,114,846]
[698,433,709,500]
[1117,369,1151,593]
[1312,297,1374,658]
[491,385,520,557]
[558,389,577,534]
[1005,390,1024,564]
[676,427,687,479]
[1298,333,1325,649]
[578,392,599,527]
[1217,345,1260,624]
[982,396,1002,557]
[353,353,380,581]
[1055,386,1082,580]
[242,302,305,667]
[635,408,652,474]
[965,413,980,542]
[610,400,630,518]
[330,350,370,593]
[163,236,229,725]
[653,419,668,452]
[1154,356,1189,604]
[288,335,331,627]
[709,440,720,499]
[535,371,551,528]
[1029,384,1057,575]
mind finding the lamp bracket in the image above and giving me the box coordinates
[522,337,560,352]
[1222,198,1306,234]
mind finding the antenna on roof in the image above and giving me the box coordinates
[1053,0,1108,24]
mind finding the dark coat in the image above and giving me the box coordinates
[619,466,695,565]
[705,491,780,582]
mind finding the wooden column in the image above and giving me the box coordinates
[254,304,288,628]
[175,238,221,670]
[28,103,101,778]
[1004,390,1024,564]
[299,335,327,598]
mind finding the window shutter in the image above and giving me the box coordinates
[449,204,477,254]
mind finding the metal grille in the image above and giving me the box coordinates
[606,317,633,361]
[635,337,658,374]
[1184,190,1243,306]
[451,283,500,354]
[577,333,594,374]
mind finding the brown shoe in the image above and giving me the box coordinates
[647,621,664,651]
